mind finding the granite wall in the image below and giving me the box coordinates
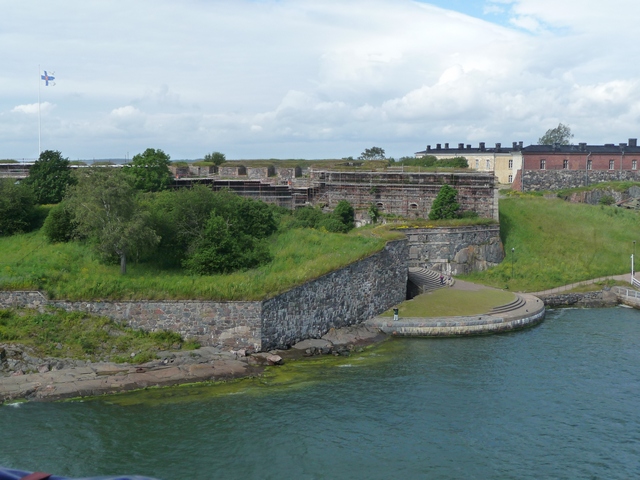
[522,169,640,192]
[0,240,409,352]
[261,239,408,350]
[403,225,504,275]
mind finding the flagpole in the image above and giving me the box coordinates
[38,64,41,157]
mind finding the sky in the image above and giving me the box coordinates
[2,0,640,161]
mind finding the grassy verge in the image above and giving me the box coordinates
[0,226,402,301]
[0,307,198,364]
[381,288,515,317]
[463,197,640,291]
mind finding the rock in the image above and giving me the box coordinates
[266,354,283,365]
[292,339,333,351]
[38,364,50,374]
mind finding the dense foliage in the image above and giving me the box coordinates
[0,178,36,236]
[65,167,159,273]
[203,151,226,166]
[538,123,574,145]
[124,148,173,192]
[23,150,75,204]
[429,184,460,220]
[359,146,386,160]
[398,155,468,168]
[287,201,354,233]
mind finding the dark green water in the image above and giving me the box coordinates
[2,307,640,479]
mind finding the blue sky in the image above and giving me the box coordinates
[1,0,640,161]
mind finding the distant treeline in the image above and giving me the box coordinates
[395,155,468,168]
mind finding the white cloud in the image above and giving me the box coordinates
[0,0,639,159]
[11,102,54,114]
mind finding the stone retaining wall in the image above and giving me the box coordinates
[261,239,408,350]
[0,240,408,352]
[538,290,619,308]
[403,225,504,275]
[522,169,640,192]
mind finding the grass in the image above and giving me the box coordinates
[0,307,198,364]
[381,288,515,317]
[0,225,402,301]
[463,197,640,292]
[556,181,640,197]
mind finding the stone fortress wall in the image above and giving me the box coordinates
[0,241,409,352]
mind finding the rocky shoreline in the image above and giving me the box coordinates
[0,324,385,404]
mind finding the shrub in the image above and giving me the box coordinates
[429,185,460,220]
[42,202,78,242]
[0,178,36,236]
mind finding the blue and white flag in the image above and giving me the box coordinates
[41,70,56,86]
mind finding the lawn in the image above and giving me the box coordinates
[464,196,640,292]
[381,287,516,317]
[0,225,402,301]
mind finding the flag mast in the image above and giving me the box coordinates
[38,64,41,156]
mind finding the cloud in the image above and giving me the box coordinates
[0,0,640,159]
[11,102,55,114]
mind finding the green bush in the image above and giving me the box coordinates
[42,202,78,243]
[0,178,36,236]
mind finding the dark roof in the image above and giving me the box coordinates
[522,143,640,154]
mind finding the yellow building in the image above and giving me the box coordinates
[415,141,523,185]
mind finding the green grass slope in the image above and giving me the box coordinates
[464,197,640,292]
[0,227,401,301]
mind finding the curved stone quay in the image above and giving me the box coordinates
[366,293,545,337]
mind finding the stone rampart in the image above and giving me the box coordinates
[0,240,408,352]
[522,169,640,192]
[261,239,408,350]
[403,225,504,275]
[537,290,619,308]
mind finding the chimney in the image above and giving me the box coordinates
[620,143,627,148]
[512,142,517,150]
[519,141,523,149]
[479,142,485,151]
[436,143,441,149]
[629,138,638,147]
[579,142,586,151]
[426,145,431,151]
[445,143,449,149]
[458,143,464,149]
[466,144,471,149]
[495,143,501,149]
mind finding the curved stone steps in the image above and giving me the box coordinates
[488,295,526,314]
[408,267,449,292]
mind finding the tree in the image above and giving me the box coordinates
[538,123,574,145]
[124,148,172,192]
[203,151,226,166]
[24,150,75,204]
[359,147,386,160]
[331,200,355,231]
[429,184,460,220]
[66,168,159,274]
[0,179,36,236]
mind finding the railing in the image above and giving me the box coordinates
[632,277,640,289]
[616,286,640,299]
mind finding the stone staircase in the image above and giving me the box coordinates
[408,267,451,294]
[488,294,526,315]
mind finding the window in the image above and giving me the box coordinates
[409,203,418,210]
[475,159,479,169]
[633,160,637,170]
[486,159,491,170]
[376,202,384,210]
[587,160,592,170]
[563,159,569,169]
[508,159,513,169]
[508,174,513,183]
[609,160,615,170]
[540,159,546,170]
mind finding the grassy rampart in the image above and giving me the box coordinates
[464,197,640,292]
[0,226,402,301]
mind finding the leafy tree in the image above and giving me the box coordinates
[359,147,386,160]
[429,184,460,220]
[182,214,271,275]
[203,151,226,166]
[42,201,79,243]
[66,168,159,274]
[0,179,36,236]
[24,150,75,204]
[332,200,355,231]
[538,123,574,145]
[124,148,172,192]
